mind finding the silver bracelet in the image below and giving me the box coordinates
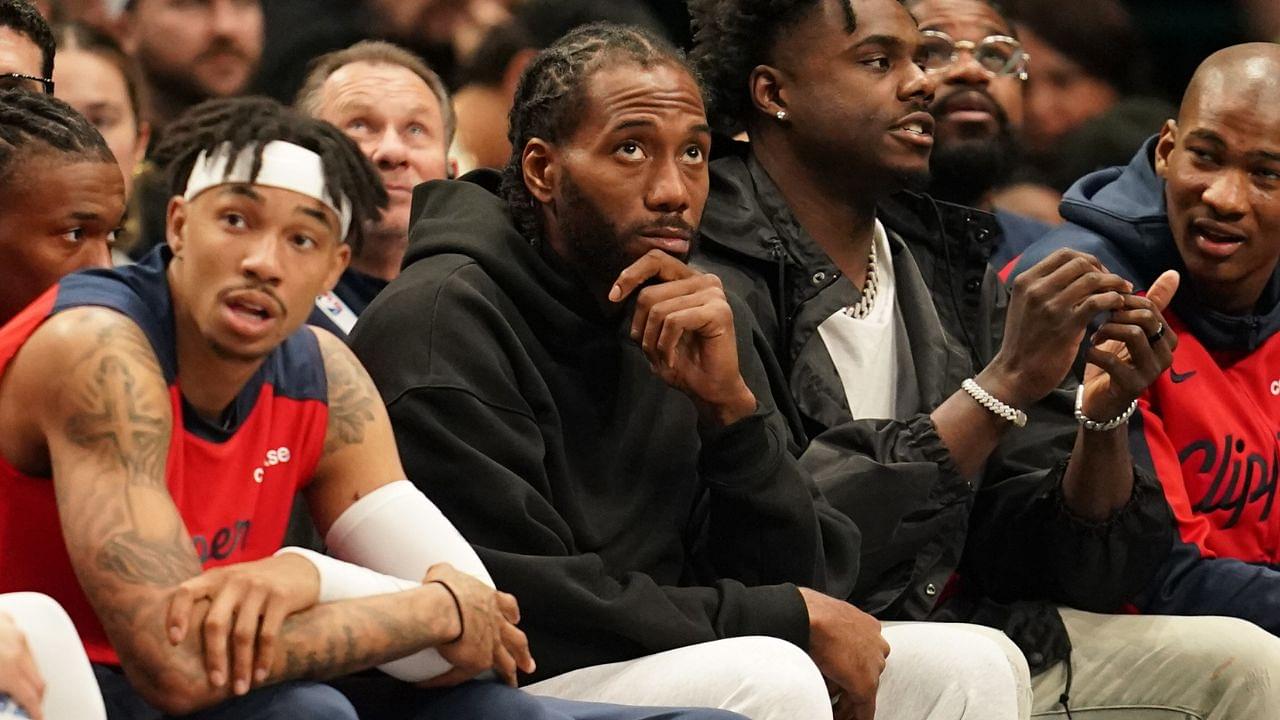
[1073,384,1138,432]
[961,378,1027,428]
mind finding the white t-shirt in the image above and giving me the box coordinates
[816,220,917,421]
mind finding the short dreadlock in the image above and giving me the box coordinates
[0,0,54,79]
[690,0,857,135]
[148,96,387,253]
[0,89,114,189]
[501,22,700,242]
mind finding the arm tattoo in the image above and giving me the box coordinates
[277,593,443,681]
[65,355,168,488]
[319,336,377,455]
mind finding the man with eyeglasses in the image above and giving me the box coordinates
[0,0,53,95]
[691,0,1280,717]
[905,0,1052,270]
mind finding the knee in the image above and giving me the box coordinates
[699,636,831,720]
[261,682,359,720]
[1171,617,1280,699]
[879,624,1025,720]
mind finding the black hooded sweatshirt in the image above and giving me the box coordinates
[349,171,860,682]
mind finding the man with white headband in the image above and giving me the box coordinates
[0,96,746,720]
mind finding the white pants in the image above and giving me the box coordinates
[1032,609,1280,719]
[526,624,1028,720]
[0,593,106,720]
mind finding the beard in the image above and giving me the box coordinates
[138,38,256,107]
[928,90,1020,206]
[553,169,698,288]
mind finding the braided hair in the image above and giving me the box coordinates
[501,22,699,242]
[0,0,54,79]
[0,89,114,189]
[689,0,857,135]
[149,96,387,253]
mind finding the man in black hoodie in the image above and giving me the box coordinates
[689,0,1279,717]
[352,21,1028,720]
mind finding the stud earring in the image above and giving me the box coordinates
[775,110,789,121]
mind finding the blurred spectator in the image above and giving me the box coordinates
[52,23,149,199]
[906,0,1055,268]
[118,0,262,130]
[1243,0,1280,40]
[0,89,122,324]
[452,0,665,171]
[0,0,53,93]
[256,0,511,106]
[295,40,454,335]
[1007,0,1175,192]
[365,0,512,64]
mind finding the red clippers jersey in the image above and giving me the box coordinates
[0,248,329,665]
[1137,309,1280,564]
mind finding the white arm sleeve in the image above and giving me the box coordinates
[276,479,495,682]
[325,480,494,587]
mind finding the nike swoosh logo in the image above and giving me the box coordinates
[1170,368,1197,384]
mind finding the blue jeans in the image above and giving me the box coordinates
[95,666,744,720]
[94,665,356,720]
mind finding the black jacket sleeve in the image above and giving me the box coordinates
[961,386,1174,611]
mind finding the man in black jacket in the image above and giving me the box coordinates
[690,0,1277,716]
[353,21,1028,720]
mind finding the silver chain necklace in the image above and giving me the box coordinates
[842,241,879,319]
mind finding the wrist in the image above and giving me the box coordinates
[962,375,1028,428]
[1080,384,1138,423]
[698,381,757,428]
[423,581,463,645]
[1075,384,1138,432]
[975,363,1035,410]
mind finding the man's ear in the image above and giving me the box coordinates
[165,196,188,257]
[521,138,557,205]
[1154,119,1178,179]
[325,242,352,291]
[749,64,788,121]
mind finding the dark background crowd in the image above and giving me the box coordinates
[22,0,1280,197]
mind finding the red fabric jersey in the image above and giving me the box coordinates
[0,250,329,665]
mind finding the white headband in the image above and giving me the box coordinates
[182,140,354,240]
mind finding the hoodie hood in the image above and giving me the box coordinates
[1055,135,1177,285]
[402,169,619,348]
[1017,136,1280,351]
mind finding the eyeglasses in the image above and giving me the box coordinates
[0,72,55,95]
[918,30,1029,80]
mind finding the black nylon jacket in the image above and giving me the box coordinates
[693,149,1173,673]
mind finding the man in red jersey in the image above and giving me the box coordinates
[0,95,741,720]
[1011,38,1280,679]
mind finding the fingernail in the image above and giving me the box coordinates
[210,670,225,687]
[234,679,248,696]
[169,627,181,644]
[255,668,267,684]
[609,285,621,302]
